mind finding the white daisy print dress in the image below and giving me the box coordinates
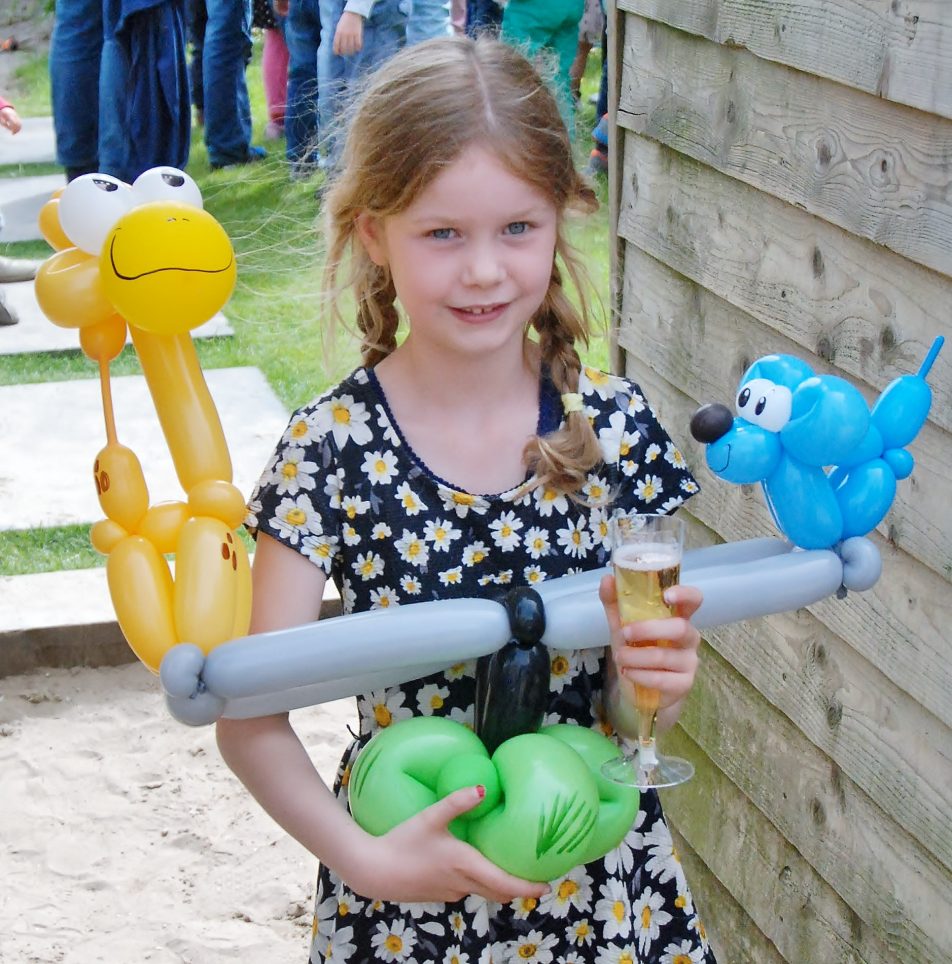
[247,366,716,964]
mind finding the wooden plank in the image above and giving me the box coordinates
[667,828,787,964]
[665,728,897,963]
[616,130,952,438]
[618,16,952,278]
[668,641,952,961]
[619,0,952,121]
[608,0,628,375]
[617,248,952,731]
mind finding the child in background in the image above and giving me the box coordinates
[316,0,405,171]
[218,35,715,964]
[254,0,289,140]
[501,0,585,138]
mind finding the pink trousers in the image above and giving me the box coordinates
[262,26,289,124]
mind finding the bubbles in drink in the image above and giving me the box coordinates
[612,543,681,628]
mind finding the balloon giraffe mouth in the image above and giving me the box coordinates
[108,233,234,281]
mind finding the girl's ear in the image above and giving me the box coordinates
[355,212,388,267]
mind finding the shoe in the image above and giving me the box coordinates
[0,293,19,326]
[210,145,267,170]
[586,147,608,176]
[0,255,43,283]
[592,113,609,150]
[264,120,285,140]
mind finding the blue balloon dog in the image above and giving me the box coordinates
[690,338,944,550]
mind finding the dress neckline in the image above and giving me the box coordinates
[362,366,562,500]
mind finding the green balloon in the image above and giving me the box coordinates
[348,716,639,882]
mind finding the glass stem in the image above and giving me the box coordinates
[638,710,658,768]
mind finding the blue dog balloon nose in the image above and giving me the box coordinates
[690,403,733,443]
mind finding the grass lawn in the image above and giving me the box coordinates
[0,41,611,576]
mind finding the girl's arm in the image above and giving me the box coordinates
[216,533,549,904]
[599,575,703,739]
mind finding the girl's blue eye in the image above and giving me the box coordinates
[429,227,455,240]
[506,221,529,235]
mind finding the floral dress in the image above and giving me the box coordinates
[247,366,716,964]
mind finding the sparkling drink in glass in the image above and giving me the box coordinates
[601,513,695,790]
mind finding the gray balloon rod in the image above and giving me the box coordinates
[162,536,880,726]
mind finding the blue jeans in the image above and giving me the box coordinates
[317,0,406,169]
[285,0,321,167]
[185,0,207,113]
[202,0,254,166]
[404,0,448,45]
[49,0,108,174]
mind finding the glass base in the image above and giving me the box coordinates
[601,751,695,790]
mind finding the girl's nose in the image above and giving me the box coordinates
[462,242,506,287]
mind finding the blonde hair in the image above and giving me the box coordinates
[324,35,603,497]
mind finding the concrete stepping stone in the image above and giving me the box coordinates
[0,279,232,355]
[0,366,289,530]
[0,565,341,677]
[0,172,64,242]
[0,116,56,165]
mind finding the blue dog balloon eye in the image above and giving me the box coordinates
[736,379,792,432]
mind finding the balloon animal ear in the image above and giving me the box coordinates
[781,374,870,467]
[741,354,816,391]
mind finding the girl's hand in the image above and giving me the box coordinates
[599,574,703,713]
[340,786,550,905]
[333,12,364,56]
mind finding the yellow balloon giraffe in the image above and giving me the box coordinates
[33,168,251,672]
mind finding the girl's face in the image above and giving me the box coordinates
[357,146,559,363]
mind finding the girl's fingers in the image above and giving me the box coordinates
[615,644,696,675]
[621,616,695,648]
[623,668,695,694]
[422,785,486,828]
[664,583,703,619]
[598,573,622,635]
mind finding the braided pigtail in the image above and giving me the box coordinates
[523,236,604,500]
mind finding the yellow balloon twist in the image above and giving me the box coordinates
[34,169,251,673]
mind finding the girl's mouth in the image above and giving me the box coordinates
[450,303,508,323]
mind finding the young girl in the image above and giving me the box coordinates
[219,35,716,963]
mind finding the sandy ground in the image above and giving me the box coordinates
[0,662,355,964]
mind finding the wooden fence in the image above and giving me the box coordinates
[606,1,952,960]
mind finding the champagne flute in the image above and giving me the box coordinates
[601,512,695,790]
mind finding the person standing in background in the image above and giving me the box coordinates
[254,0,289,140]
[465,0,500,36]
[188,0,268,168]
[281,0,322,175]
[316,0,405,171]
[50,0,189,183]
[403,0,449,45]
[501,0,585,138]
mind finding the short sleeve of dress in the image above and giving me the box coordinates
[244,384,351,580]
[579,367,700,515]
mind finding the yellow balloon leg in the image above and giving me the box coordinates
[174,518,253,653]
[130,327,233,491]
[108,536,177,673]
